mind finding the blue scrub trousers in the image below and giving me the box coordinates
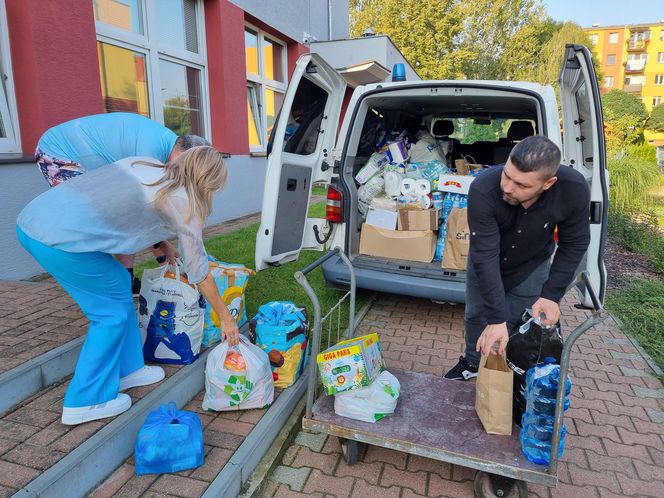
[17,227,144,408]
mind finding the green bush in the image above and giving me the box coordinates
[624,144,657,164]
[608,209,664,274]
[607,155,659,213]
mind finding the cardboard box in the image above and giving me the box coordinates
[397,208,439,231]
[366,207,398,230]
[359,224,436,263]
[317,333,385,395]
[437,174,475,195]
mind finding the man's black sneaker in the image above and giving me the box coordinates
[444,356,478,380]
[131,277,141,297]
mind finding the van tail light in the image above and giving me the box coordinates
[326,185,343,223]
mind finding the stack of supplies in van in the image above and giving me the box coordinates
[317,333,400,423]
[356,127,485,269]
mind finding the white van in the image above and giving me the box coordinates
[255,44,608,307]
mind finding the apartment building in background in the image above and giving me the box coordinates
[585,21,664,147]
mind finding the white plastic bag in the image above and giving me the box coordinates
[139,261,205,365]
[202,335,274,411]
[409,132,447,164]
[334,370,401,423]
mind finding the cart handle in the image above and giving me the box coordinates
[549,271,606,475]
[294,247,356,419]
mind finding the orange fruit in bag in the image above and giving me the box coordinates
[224,350,246,372]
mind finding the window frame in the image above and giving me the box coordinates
[653,96,662,107]
[658,52,664,64]
[94,0,210,138]
[606,54,616,65]
[608,32,619,44]
[0,0,20,153]
[588,34,599,46]
[655,75,664,86]
[245,22,288,153]
[604,75,614,88]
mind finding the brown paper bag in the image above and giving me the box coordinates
[454,155,482,175]
[441,207,469,270]
[475,354,514,435]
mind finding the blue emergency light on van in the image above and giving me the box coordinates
[392,63,406,82]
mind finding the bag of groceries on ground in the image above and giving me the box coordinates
[138,261,205,365]
[202,258,255,348]
[334,370,401,423]
[251,301,309,389]
[135,402,204,475]
[202,335,274,411]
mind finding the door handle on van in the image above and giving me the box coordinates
[590,201,602,223]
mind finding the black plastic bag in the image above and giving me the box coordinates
[506,310,563,425]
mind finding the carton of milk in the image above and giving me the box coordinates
[316,333,385,395]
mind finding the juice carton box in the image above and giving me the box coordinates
[317,333,385,395]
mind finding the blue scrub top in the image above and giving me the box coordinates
[37,113,177,171]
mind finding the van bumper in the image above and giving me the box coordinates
[322,255,466,303]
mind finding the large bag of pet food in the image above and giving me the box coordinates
[252,301,309,388]
[138,261,205,365]
[202,335,274,411]
[334,370,401,423]
[135,402,204,475]
[202,259,255,348]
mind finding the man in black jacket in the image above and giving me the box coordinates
[444,135,590,380]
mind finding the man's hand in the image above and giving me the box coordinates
[153,240,180,265]
[531,297,560,326]
[476,322,509,356]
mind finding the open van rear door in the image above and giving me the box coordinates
[255,53,346,271]
[559,44,609,306]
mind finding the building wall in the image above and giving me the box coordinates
[0,0,349,280]
[586,22,664,146]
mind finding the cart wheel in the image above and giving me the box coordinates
[339,438,366,465]
[473,471,528,498]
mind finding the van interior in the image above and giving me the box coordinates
[341,86,544,281]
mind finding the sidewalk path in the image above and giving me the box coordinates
[263,293,664,498]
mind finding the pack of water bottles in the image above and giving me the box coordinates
[434,193,468,264]
[520,359,572,465]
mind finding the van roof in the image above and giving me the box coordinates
[357,79,553,94]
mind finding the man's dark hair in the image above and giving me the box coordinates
[509,135,561,179]
[175,135,211,151]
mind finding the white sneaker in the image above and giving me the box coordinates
[119,365,165,391]
[61,393,131,425]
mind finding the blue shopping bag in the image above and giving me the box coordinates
[135,402,204,475]
[252,301,309,389]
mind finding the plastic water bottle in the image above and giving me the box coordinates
[520,358,572,465]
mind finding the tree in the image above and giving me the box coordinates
[524,21,601,87]
[349,0,548,81]
[647,103,664,133]
[601,90,648,151]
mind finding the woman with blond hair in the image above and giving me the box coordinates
[17,146,239,425]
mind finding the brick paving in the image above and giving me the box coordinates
[262,293,664,498]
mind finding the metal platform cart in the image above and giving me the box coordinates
[295,248,606,498]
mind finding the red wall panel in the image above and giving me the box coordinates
[6,0,102,153]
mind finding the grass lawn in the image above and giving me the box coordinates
[136,200,369,338]
[606,278,664,374]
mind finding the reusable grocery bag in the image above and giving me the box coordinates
[507,309,563,424]
[138,261,205,365]
[252,301,309,388]
[334,370,401,423]
[134,402,204,475]
[475,354,514,435]
[202,335,274,411]
[202,259,255,348]
[441,207,470,270]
